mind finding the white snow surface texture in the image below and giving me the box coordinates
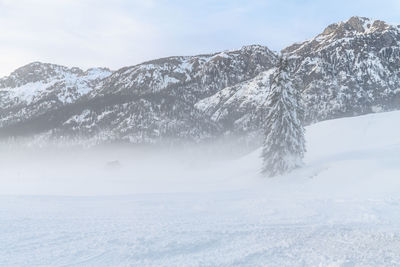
[1,111,400,266]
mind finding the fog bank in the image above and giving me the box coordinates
[0,142,262,196]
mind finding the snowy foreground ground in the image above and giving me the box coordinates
[1,111,400,266]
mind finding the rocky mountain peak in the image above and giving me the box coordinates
[346,16,370,31]
[0,62,83,89]
[322,16,368,35]
[0,62,112,91]
[282,17,398,56]
[321,16,392,37]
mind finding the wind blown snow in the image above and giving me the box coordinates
[0,111,400,266]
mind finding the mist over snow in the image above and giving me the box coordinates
[0,141,262,196]
[1,111,400,265]
[1,110,399,198]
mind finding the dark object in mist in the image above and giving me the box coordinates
[106,160,122,169]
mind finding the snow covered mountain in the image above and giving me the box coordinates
[285,16,400,122]
[63,45,277,144]
[0,45,277,144]
[0,63,112,137]
[2,17,400,145]
[200,16,400,132]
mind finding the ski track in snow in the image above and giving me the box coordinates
[1,111,400,266]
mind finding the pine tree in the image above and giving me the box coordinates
[261,58,306,177]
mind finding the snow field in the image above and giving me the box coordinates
[1,111,400,266]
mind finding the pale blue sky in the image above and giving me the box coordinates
[1,0,400,76]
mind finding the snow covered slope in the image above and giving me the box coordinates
[195,68,276,135]
[0,111,399,266]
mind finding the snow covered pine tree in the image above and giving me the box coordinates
[261,58,306,177]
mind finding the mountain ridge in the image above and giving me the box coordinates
[1,16,400,146]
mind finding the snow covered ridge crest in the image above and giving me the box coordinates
[1,16,400,146]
